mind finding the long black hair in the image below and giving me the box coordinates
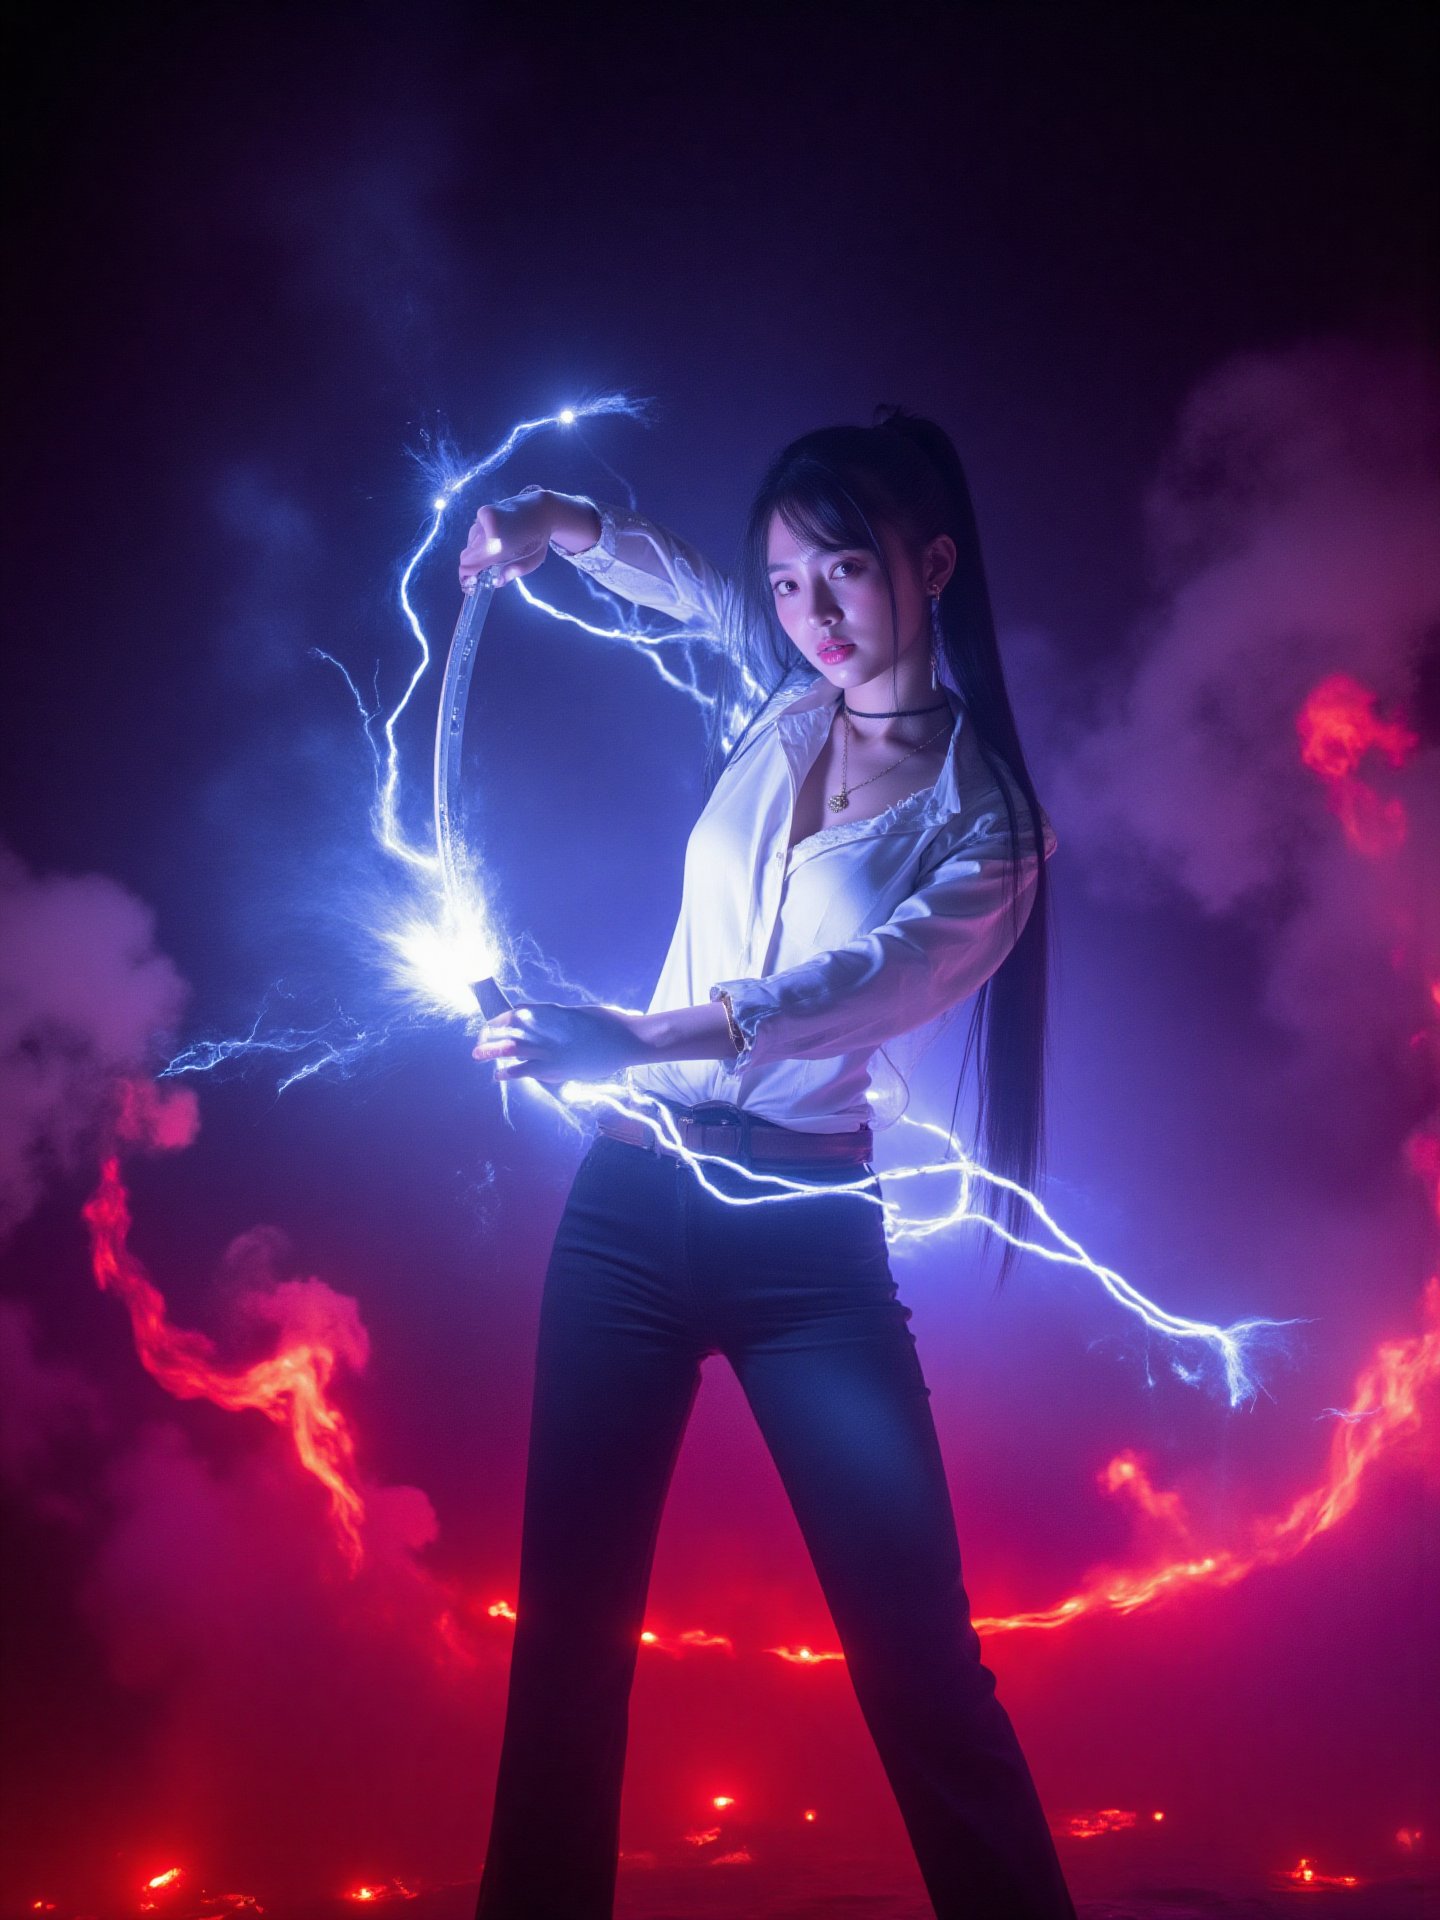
[703,405,1053,1288]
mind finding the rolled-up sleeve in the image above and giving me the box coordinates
[710,809,1057,1072]
[548,492,743,652]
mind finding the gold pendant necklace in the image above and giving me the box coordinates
[829,708,951,812]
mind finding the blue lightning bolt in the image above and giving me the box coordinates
[546,1081,1297,1407]
[509,576,763,710]
[380,394,653,869]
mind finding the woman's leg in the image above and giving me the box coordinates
[476,1140,704,1920]
[719,1173,1077,1920]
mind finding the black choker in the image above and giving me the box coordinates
[842,699,951,719]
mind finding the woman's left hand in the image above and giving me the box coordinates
[472,1002,647,1085]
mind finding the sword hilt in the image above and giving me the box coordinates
[470,977,513,1021]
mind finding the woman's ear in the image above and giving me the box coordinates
[924,532,958,596]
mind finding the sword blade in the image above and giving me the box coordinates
[433,574,497,903]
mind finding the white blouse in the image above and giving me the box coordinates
[551,496,1057,1135]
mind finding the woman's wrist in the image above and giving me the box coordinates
[543,489,604,556]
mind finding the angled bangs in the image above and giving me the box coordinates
[770,464,885,559]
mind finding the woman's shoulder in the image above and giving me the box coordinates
[715,674,825,771]
[925,727,1056,866]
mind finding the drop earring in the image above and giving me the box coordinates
[929,589,943,691]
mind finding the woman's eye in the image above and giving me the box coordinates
[773,562,860,597]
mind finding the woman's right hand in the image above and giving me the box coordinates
[458,488,555,590]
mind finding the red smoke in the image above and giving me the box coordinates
[1296,670,1419,855]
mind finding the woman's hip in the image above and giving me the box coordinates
[542,1133,899,1342]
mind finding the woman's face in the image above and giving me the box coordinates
[765,510,948,689]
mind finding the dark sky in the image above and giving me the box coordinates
[3,5,1438,1912]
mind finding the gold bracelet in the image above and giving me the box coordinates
[715,989,745,1059]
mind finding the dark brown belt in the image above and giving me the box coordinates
[597,1098,873,1169]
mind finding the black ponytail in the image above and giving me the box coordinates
[708,406,1054,1289]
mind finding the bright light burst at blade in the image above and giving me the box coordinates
[386,893,503,1021]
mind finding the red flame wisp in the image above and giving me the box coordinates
[83,1156,368,1567]
[973,1275,1438,1636]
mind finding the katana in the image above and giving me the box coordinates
[434,571,513,1023]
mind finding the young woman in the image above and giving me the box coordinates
[459,407,1074,1919]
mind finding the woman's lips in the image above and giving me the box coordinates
[818,641,855,663]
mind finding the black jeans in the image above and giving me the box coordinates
[475,1133,1077,1919]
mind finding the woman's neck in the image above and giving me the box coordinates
[836,666,954,746]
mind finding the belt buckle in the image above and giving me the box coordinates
[686,1099,752,1163]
